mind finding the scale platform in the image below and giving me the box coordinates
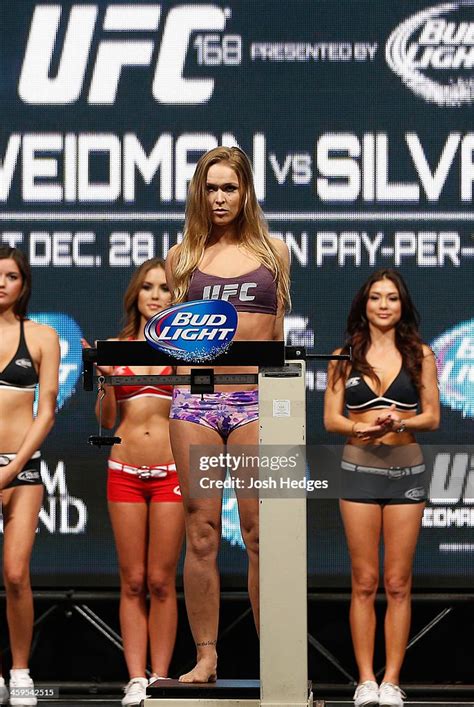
[147,679,260,699]
[146,679,314,706]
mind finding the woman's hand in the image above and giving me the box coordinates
[352,420,388,441]
[375,404,403,432]
[0,459,21,489]
[81,338,113,377]
[353,404,406,439]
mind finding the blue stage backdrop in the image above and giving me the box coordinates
[1,0,473,588]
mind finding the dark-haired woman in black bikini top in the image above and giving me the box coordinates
[0,246,60,706]
[324,269,439,707]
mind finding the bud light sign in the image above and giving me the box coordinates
[386,2,474,106]
[431,319,474,418]
[144,300,238,362]
[30,312,83,412]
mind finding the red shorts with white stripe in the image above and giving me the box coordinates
[107,459,182,503]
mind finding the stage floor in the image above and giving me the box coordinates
[35,699,474,706]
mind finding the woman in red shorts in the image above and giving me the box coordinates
[83,258,184,707]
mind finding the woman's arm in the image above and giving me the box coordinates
[165,244,178,296]
[378,346,440,433]
[3,325,60,485]
[324,351,385,439]
[81,337,117,429]
[271,238,290,341]
[324,350,355,435]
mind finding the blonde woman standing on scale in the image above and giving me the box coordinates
[166,146,291,683]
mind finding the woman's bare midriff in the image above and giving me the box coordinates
[0,390,35,451]
[111,397,173,466]
[176,311,277,392]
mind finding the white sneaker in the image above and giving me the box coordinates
[0,677,9,706]
[9,669,37,706]
[148,676,170,684]
[353,680,379,707]
[122,677,148,707]
[379,682,406,707]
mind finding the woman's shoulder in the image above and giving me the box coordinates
[166,243,181,264]
[165,244,182,289]
[270,237,289,259]
[420,343,437,370]
[327,347,347,373]
[421,343,435,358]
[24,318,59,344]
[326,346,349,389]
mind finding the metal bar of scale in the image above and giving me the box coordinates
[83,341,347,707]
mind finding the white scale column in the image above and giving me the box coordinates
[144,359,311,707]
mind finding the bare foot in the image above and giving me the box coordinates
[179,658,217,683]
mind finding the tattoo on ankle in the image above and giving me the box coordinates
[196,640,217,647]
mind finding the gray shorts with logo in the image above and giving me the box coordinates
[0,451,43,489]
[340,443,427,506]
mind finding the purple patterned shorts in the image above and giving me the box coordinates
[170,388,258,440]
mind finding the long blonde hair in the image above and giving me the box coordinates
[172,147,291,311]
[119,258,166,339]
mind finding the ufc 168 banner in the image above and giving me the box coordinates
[0,1,473,587]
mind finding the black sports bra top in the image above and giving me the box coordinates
[0,319,38,392]
[345,366,418,412]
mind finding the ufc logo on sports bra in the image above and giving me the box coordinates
[15,359,32,369]
[346,377,361,388]
[203,283,256,302]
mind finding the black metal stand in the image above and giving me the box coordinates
[1,591,473,697]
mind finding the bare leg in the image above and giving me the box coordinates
[147,501,184,677]
[382,502,425,685]
[339,500,382,683]
[228,422,259,632]
[2,485,43,668]
[108,501,148,678]
[170,420,224,683]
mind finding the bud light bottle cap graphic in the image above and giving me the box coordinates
[145,299,238,362]
[431,319,474,418]
[30,312,83,412]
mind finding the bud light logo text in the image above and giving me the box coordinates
[431,319,474,418]
[386,2,474,106]
[145,300,238,362]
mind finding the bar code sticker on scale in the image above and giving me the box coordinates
[273,400,291,417]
